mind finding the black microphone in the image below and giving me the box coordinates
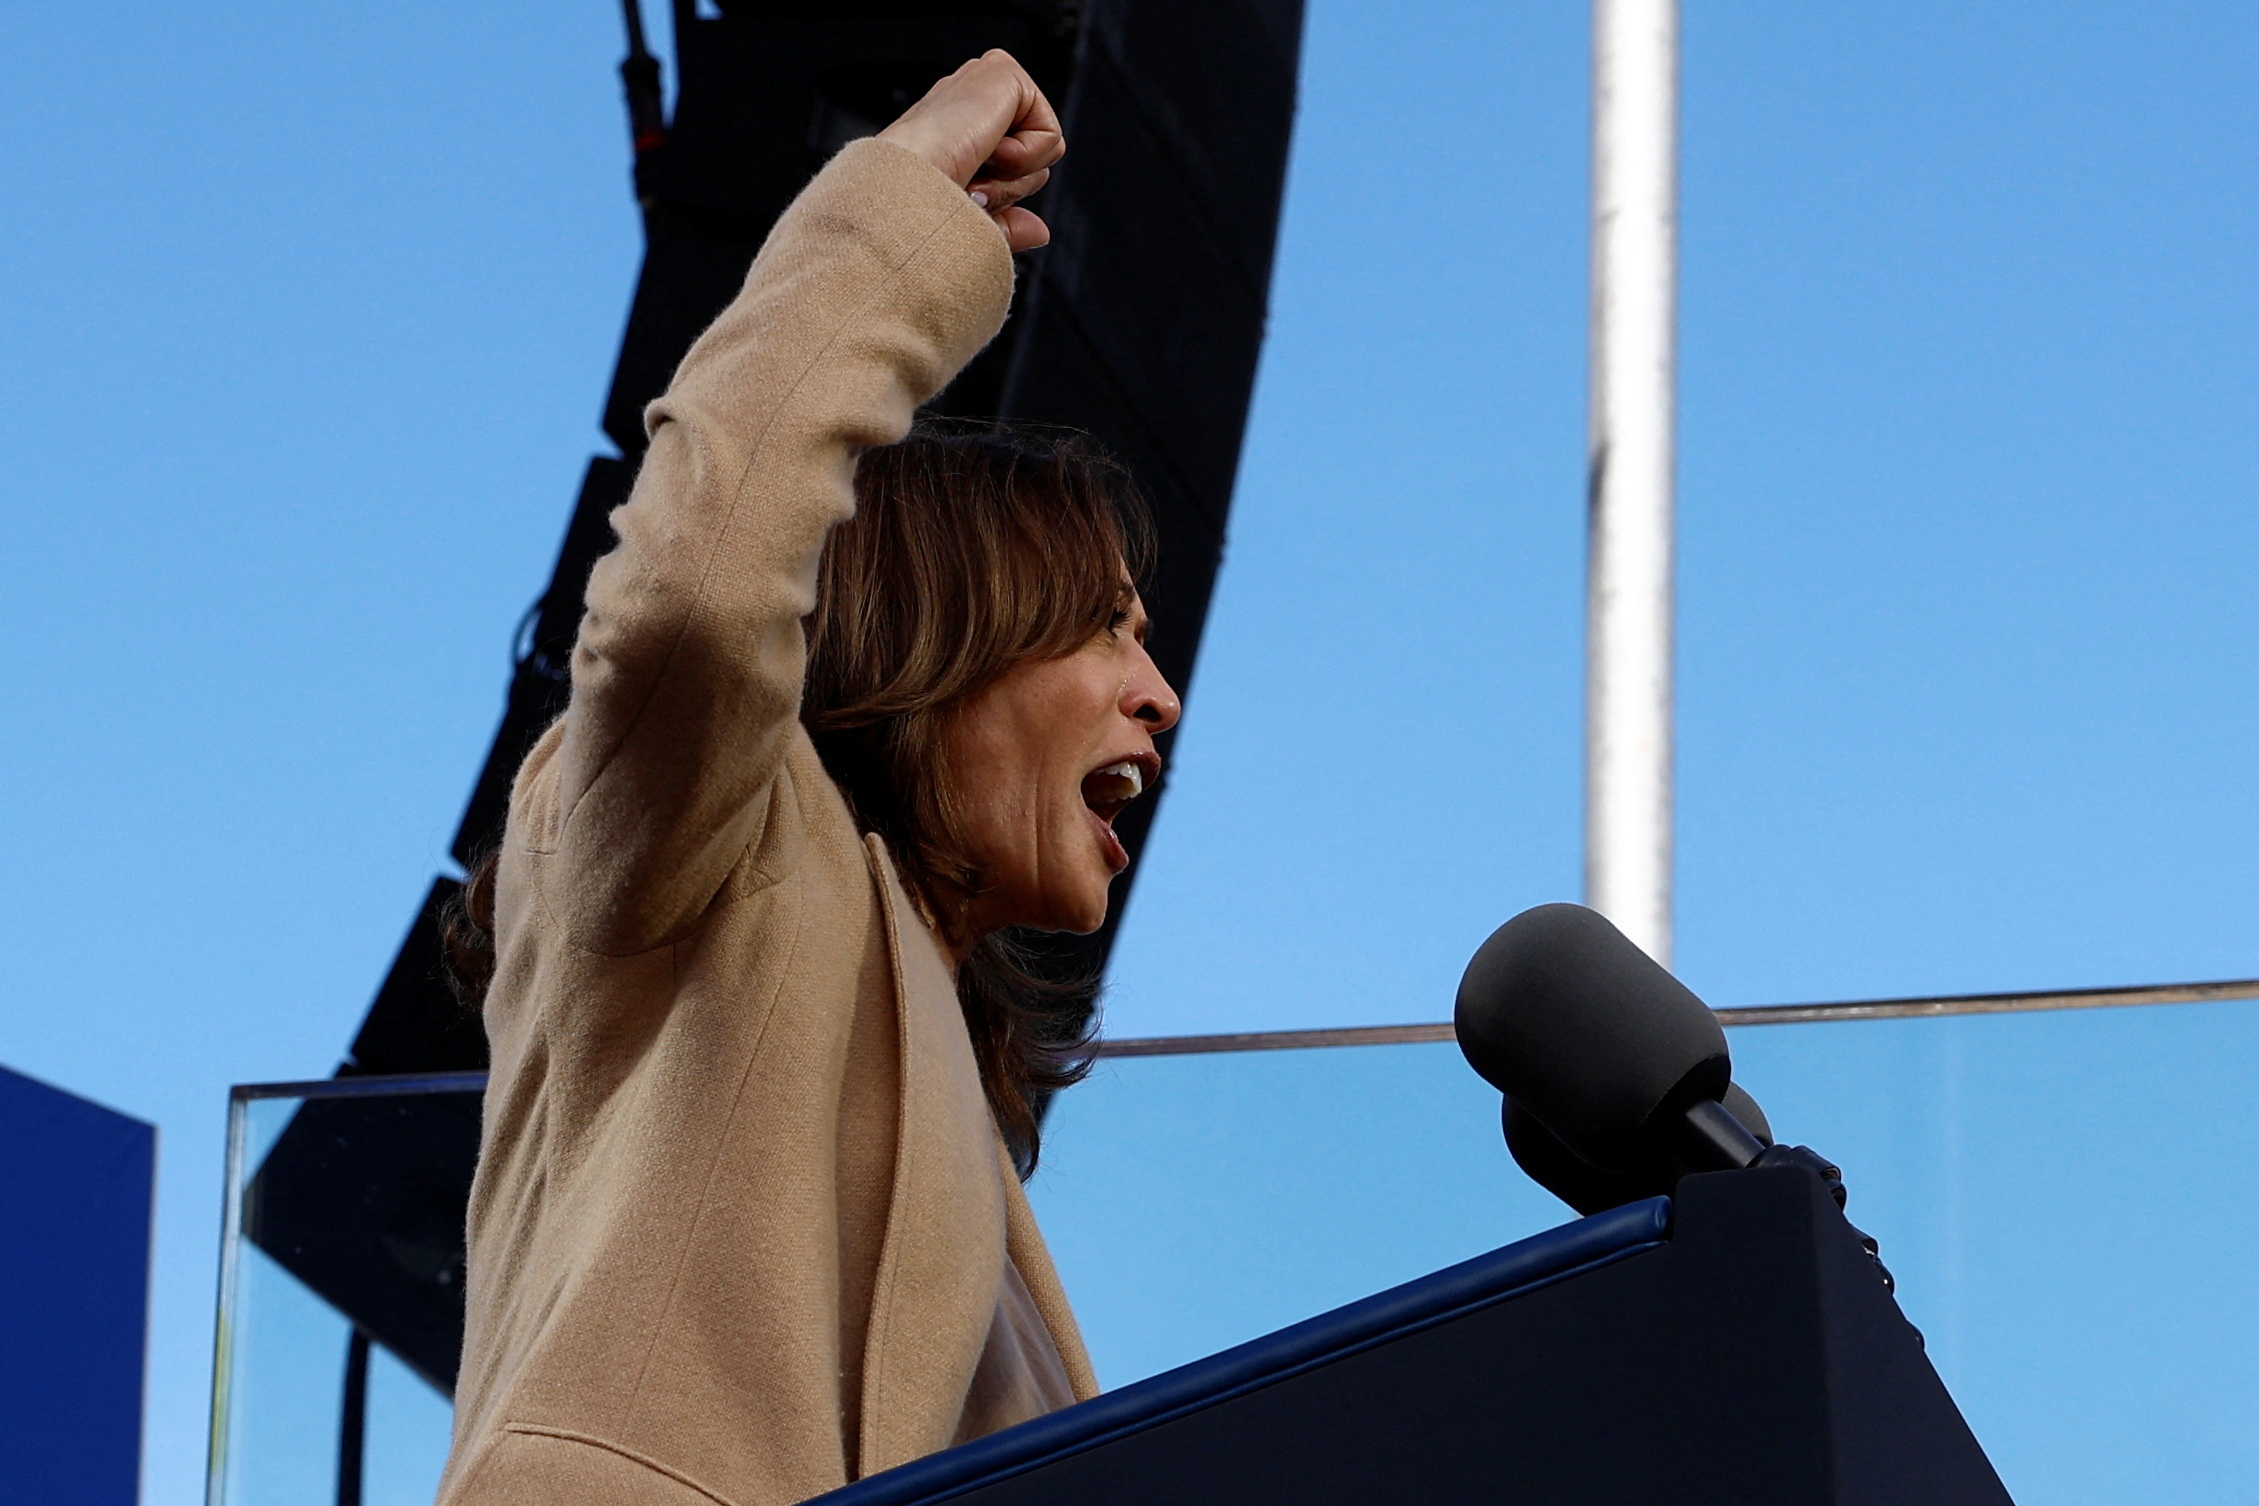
[1456,903,1896,1294]
[1454,903,1762,1178]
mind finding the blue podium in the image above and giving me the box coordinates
[0,1062,155,1506]
[820,1162,2010,1505]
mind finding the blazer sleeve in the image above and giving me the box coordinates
[534,137,1013,956]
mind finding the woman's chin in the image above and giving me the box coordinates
[1042,875,1113,936]
[979,872,1110,937]
[1036,890,1109,936]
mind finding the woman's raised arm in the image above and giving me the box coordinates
[529,53,1060,956]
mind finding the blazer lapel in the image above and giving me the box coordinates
[855,834,1006,1475]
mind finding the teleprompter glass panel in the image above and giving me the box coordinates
[211,1000,2259,1505]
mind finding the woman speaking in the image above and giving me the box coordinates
[435,52,1180,1505]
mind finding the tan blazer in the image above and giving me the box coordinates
[436,138,1099,1506]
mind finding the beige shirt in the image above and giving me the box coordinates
[436,138,1098,1506]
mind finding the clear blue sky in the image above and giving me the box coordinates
[4,2,2257,1502]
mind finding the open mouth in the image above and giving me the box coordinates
[1079,757,1155,872]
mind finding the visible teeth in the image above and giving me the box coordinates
[1095,761,1144,798]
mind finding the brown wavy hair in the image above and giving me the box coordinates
[447,424,1152,1177]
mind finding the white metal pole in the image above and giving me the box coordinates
[1586,0,1677,967]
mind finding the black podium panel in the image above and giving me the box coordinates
[821,1164,2010,1506]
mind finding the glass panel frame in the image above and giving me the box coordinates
[207,1072,484,1506]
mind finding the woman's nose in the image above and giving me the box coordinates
[1123,647,1182,733]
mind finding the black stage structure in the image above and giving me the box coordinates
[243,0,1306,1466]
[346,0,1305,1082]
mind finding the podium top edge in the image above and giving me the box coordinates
[815,1197,1672,1506]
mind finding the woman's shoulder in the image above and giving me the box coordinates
[501,717,570,856]
[717,730,869,904]
[498,721,875,950]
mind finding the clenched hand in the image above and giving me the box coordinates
[877,50,1064,253]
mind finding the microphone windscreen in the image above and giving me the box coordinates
[1503,1096,1663,1216]
[1455,903,1730,1168]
